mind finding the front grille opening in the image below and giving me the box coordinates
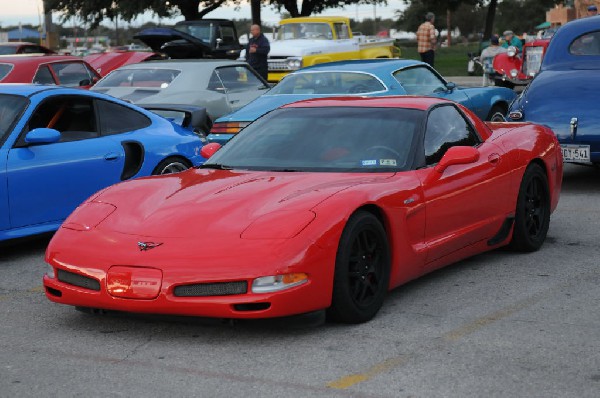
[233,302,271,312]
[173,281,248,297]
[45,286,62,297]
[57,269,101,291]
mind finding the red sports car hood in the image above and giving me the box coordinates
[92,168,393,238]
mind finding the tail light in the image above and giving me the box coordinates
[209,121,250,135]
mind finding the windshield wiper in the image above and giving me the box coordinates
[200,163,234,170]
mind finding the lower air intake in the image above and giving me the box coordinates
[173,281,248,297]
[57,269,101,291]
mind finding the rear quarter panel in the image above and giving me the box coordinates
[486,122,562,213]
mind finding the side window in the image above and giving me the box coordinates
[569,31,600,55]
[424,105,480,165]
[334,23,349,39]
[207,70,225,92]
[393,66,447,95]
[96,100,151,135]
[20,45,43,54]
[33,66,56,85]
[219,26,237,46]
[50,62,92,87]
[215,66,266,91]
[25,96,98,143]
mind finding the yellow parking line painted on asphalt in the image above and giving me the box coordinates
[326,356,406,389]
[443,294,544,342]
[28,286,45,293]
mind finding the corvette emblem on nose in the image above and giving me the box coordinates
[137,242,163,251]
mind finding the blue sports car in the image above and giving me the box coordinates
[0,85,204,242]
[508,16,600,165]
[208,59,516,144]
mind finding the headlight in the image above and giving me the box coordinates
[507,46,517,57]
[510,69,518,78]
[252,273,308,293]
[46,264,55,279]
[286,58,303,70]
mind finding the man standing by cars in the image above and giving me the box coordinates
[247,24,270,81]
[416,12,437,67]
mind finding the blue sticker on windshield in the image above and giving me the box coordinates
[361,160,377,166]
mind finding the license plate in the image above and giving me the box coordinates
[561,145,591,162]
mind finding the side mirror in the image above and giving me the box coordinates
[79,78,91,87]
[200,142,222,159]
[216,38,223,49]
[25,128,61,145]
[445,82,457,92]
[434,146,479,174]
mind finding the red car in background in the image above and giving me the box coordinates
[0,55,101,88]
[493,38,552,88]
[0,41,55,55]
[84,50,162,76]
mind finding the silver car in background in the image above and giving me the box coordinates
[91,59,270,130]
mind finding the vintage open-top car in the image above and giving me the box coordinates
[508,16,600,165]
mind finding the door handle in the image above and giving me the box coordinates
[488,153,500,165]
[229,99,240,104]
[104,152,119,161]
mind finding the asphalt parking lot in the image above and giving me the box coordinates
[1,164,599,397]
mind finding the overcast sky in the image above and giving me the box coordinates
[1,0,407,28]
[0,0,404,26]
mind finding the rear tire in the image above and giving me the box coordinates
[487,104,506,122]
[509,163,550,252]
[152,157,191,175]
[327,211,390,323]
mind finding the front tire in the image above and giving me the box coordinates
[328,211,391,323]
[509,163,550,252]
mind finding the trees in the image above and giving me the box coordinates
[46,0,389,27]
[44,0,242,27]
[266,0,387,18]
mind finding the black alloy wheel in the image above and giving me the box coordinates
[509,163,550,252]
[328,211,391,323]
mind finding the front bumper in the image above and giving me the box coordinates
[267,71,289,83]
[43,272,323,319]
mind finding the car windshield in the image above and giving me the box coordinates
[203,107,422,172]
[0,64,13,81]
[278,23,333,40]
[94,68,181,88]
[0,94,28,143]
[0,46,18,55]
[269,72,386,95]
[174,23,212,42]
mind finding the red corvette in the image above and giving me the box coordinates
[0,55,101,88]
[43,97,562,323]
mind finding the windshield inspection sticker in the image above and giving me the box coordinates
[380,159,397,166]
[361,160,377,166]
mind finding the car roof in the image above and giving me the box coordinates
[115,59,247,70]
[542,15,600,70]
[0,84,63,96]
[0,55,85,65]
[297,59,427,74]
[282,96,451,111]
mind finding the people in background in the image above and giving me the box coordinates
[502,30,523,51]
[246,24,270,80]
[480,35,507,85]
[417,12,437,67]
[587,5,598,16]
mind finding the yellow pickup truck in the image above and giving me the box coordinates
[255,16,400,82]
